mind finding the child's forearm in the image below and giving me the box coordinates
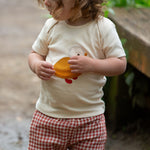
[69,56,126,76]
[92,57,127,76]
[28,50,45,73]
[28,51,55,80]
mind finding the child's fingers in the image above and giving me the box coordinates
[36,61,55,80]
[40,62,55,74]
[68,60,75,65]
[71,69,81,73]
[42,62,54,69]
[39,75,51,81]
[70,64,78,69]
[41,66,55,74]
[39,71,51,78]
[68,59,78,65]
[38,71,54,80]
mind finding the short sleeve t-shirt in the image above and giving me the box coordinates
[32,17,126,118]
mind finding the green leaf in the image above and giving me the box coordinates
[125,72,134,86]
[108,0,150,8]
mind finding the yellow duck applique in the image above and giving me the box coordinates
[54,57,80,84]
[53,46,87,84]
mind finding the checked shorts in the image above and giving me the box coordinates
[28,110,107,150]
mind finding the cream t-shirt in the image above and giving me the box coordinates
[32,17,126,118]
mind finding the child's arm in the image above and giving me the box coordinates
[68,56,126,76]
[28,51,55,80]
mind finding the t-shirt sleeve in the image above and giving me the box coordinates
[98,18,126,58]
[32,19,52,56]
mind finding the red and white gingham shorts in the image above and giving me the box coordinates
[28,110,107,150]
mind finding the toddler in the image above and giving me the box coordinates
[28,0,127,149]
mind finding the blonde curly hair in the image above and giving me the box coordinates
[37,0,105,21]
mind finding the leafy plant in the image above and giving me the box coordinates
[124,65,150,108]
[107,0,150,8]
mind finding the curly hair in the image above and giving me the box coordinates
[37,0,106,21]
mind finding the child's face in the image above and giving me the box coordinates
[44,0,75,21]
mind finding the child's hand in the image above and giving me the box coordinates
[68,56,94,73]
[35,61,55,80]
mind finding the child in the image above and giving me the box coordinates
[28,0,127,149]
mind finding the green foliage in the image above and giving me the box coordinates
[124,70,134,97]
[107,0,150,8]
[120,38,129,60]
[124,66,150,108]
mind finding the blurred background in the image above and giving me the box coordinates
[0,0,150,149]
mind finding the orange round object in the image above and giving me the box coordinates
[54,57,80,79]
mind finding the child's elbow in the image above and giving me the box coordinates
[119,56,127,74]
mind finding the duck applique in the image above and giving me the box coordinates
[54,57,80,84]
[54,46,87,84]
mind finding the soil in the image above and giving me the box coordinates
[0,0,150,150]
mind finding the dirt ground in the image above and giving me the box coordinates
[0,0,150,150]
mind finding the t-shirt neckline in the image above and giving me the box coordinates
[61,20,94,29]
